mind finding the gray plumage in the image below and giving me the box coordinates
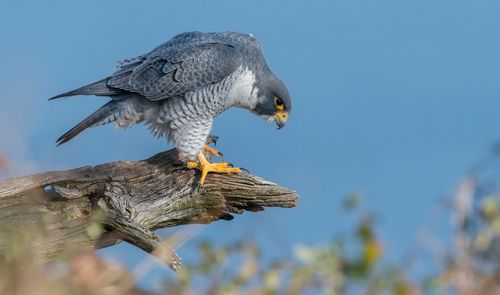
[52,31,292,161]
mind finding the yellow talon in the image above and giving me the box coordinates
[204,145,222,158]
[187,152,240,185]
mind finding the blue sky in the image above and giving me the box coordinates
[1,0,500,288]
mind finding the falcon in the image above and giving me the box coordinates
[51,31,292,185]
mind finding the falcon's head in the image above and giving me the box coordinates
[253,76,292,129]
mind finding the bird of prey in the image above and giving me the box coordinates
[51,31,291,185]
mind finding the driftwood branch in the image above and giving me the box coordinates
[0,149,297,270]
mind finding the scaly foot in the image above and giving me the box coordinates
[187,152,240,185]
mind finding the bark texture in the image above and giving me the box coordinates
[0,149,297,270]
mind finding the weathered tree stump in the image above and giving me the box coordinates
[0,149,297,270]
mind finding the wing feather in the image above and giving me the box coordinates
[107,33,241,101]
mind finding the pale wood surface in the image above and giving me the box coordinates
[0,149,297,270]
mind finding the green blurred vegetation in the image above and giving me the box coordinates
[161,194,416,295]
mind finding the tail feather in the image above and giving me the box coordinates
[56,100,119,146]
[50,77,126,100]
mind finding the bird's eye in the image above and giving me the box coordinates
[274,96,284,111]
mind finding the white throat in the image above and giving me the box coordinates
[226,67,259,110]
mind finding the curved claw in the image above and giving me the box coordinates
[206,135,219,146]
[223,163,249,174]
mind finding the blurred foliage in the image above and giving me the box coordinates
[0,214,144,295]
[160,195,418,295]
[0,193,416,295]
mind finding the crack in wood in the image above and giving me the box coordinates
[0,149,297,271]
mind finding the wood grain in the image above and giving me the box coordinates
[0,149,297,270]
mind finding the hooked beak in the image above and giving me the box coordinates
[274,111,288,129]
